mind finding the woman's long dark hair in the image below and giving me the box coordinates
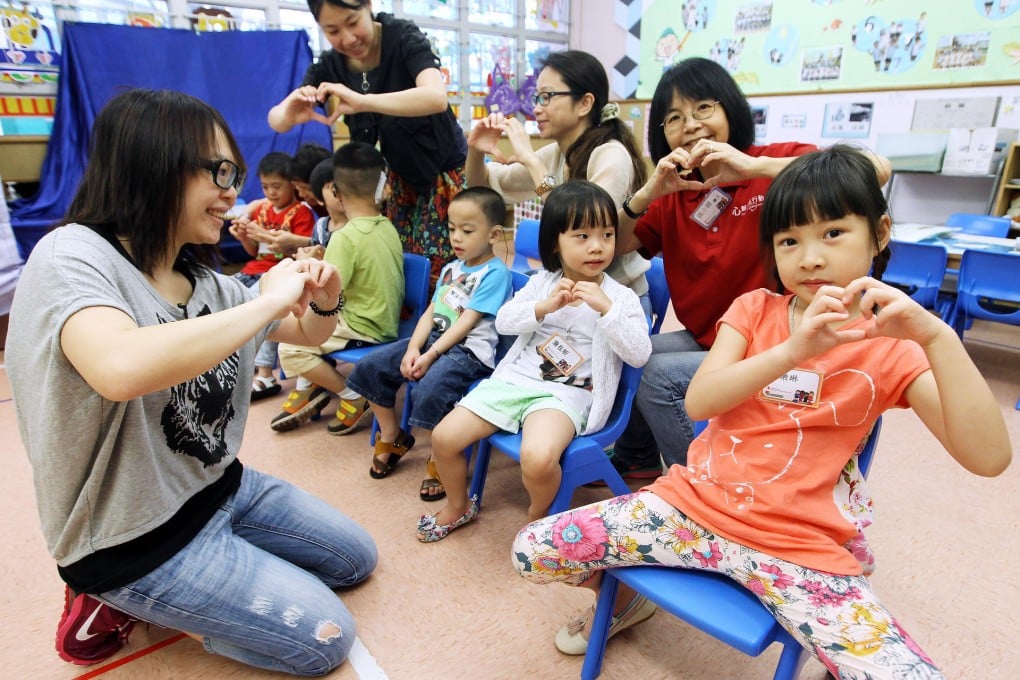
[542,50,647,193]
[62,89,245,276]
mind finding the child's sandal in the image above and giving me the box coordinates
[369,430,415,479]
[419,458,447,502]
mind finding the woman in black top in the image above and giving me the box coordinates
[269,0,467,283]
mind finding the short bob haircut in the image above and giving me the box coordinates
[759,144,891,285]
[537,181,618,272]
[62,88,245,277]
[647,57,755,163]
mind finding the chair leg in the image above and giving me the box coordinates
[581,570,620,680]
[1015,396,1019,411]
[771,627,808,680]
[468,440,493,506]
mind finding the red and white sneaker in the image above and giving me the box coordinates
[55,586,138,665]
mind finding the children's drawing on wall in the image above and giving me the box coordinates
[851,14,927,75]
[801,46,843,82]
[977,0,1018,18]
[734,2,772,33]
[0,3,59,85]
[751,106,768,143]
[822,102,874,138]
[655,28,688,72]
[763,23,797,66]
[933,32,990,69]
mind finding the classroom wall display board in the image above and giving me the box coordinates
[638,1,1020,97]
[9,22,331,260]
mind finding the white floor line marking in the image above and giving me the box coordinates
[349,636,389,680]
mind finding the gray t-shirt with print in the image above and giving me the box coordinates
[7,224,271,566]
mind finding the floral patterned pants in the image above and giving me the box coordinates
[512,491,943,680]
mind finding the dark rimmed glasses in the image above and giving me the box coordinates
[203,159,245,191]
[531,91,581,107]
[660,100,719,132]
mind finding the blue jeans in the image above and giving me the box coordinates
[613,330,707,469]
[346,330,491,430]
[96,468,377,676]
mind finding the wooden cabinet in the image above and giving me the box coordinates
[991,142,1020,220]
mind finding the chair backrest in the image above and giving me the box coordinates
[954,249,1020,335]
[512,218,542,272]
[398,252,432,337]
[945,212,1011,238]
[493,270,532,364]
[646,255,670,334]
[883,240,948,310]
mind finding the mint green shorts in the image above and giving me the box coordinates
[458,378,585,436]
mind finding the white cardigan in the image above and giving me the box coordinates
[493,270,651,434]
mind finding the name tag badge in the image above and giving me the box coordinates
[691,187,732,229]
[539,333,585,377]
[441,285,469,314]
[761,368,824,407]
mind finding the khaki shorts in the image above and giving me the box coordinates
[277,314,379,376]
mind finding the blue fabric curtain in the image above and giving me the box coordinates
[11,22,330,259]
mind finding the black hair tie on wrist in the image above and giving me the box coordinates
[309,295,344,316]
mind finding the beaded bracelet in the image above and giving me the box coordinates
[309,295,343,317]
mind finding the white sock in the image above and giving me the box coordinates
[295,376,312,391]
[339,388,362,401]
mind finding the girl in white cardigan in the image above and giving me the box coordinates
[417,182,651,542]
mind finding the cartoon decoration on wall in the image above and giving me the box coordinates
[1,2,59,85]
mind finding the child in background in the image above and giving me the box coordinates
[228,151,316,399]
[346,187,512,498]
[272,142,404,434]
[512,146,1011,672]
[290,142,333,218]
[295,158,349,261]
[287,159,351,406]
[417,181,651,542]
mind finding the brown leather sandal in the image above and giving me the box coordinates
[369,430,415,479]
[419,458,447,502]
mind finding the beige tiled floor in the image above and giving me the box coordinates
[2,319,1019,679]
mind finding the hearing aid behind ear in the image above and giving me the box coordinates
[374,171,387,204]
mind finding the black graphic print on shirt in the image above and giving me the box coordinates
[159,304,238,466]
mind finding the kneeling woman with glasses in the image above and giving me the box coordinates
[7,89,377,674]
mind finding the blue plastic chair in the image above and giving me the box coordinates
[582,418,883,680]
[511,219,542,273]
[950,249,1020,339]
[646,255,671,334]
[945,212,1012,238]
[368,269,530,442]
[467,362,643,513]
[884,240,952,320]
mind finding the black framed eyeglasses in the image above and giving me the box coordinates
[660,100,719,132]
[531,91,581,107]
[203,159,245,191]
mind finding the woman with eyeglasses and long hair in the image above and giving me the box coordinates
[269,0,466,285]
[7,89,377,674]
[466,49,651,305]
